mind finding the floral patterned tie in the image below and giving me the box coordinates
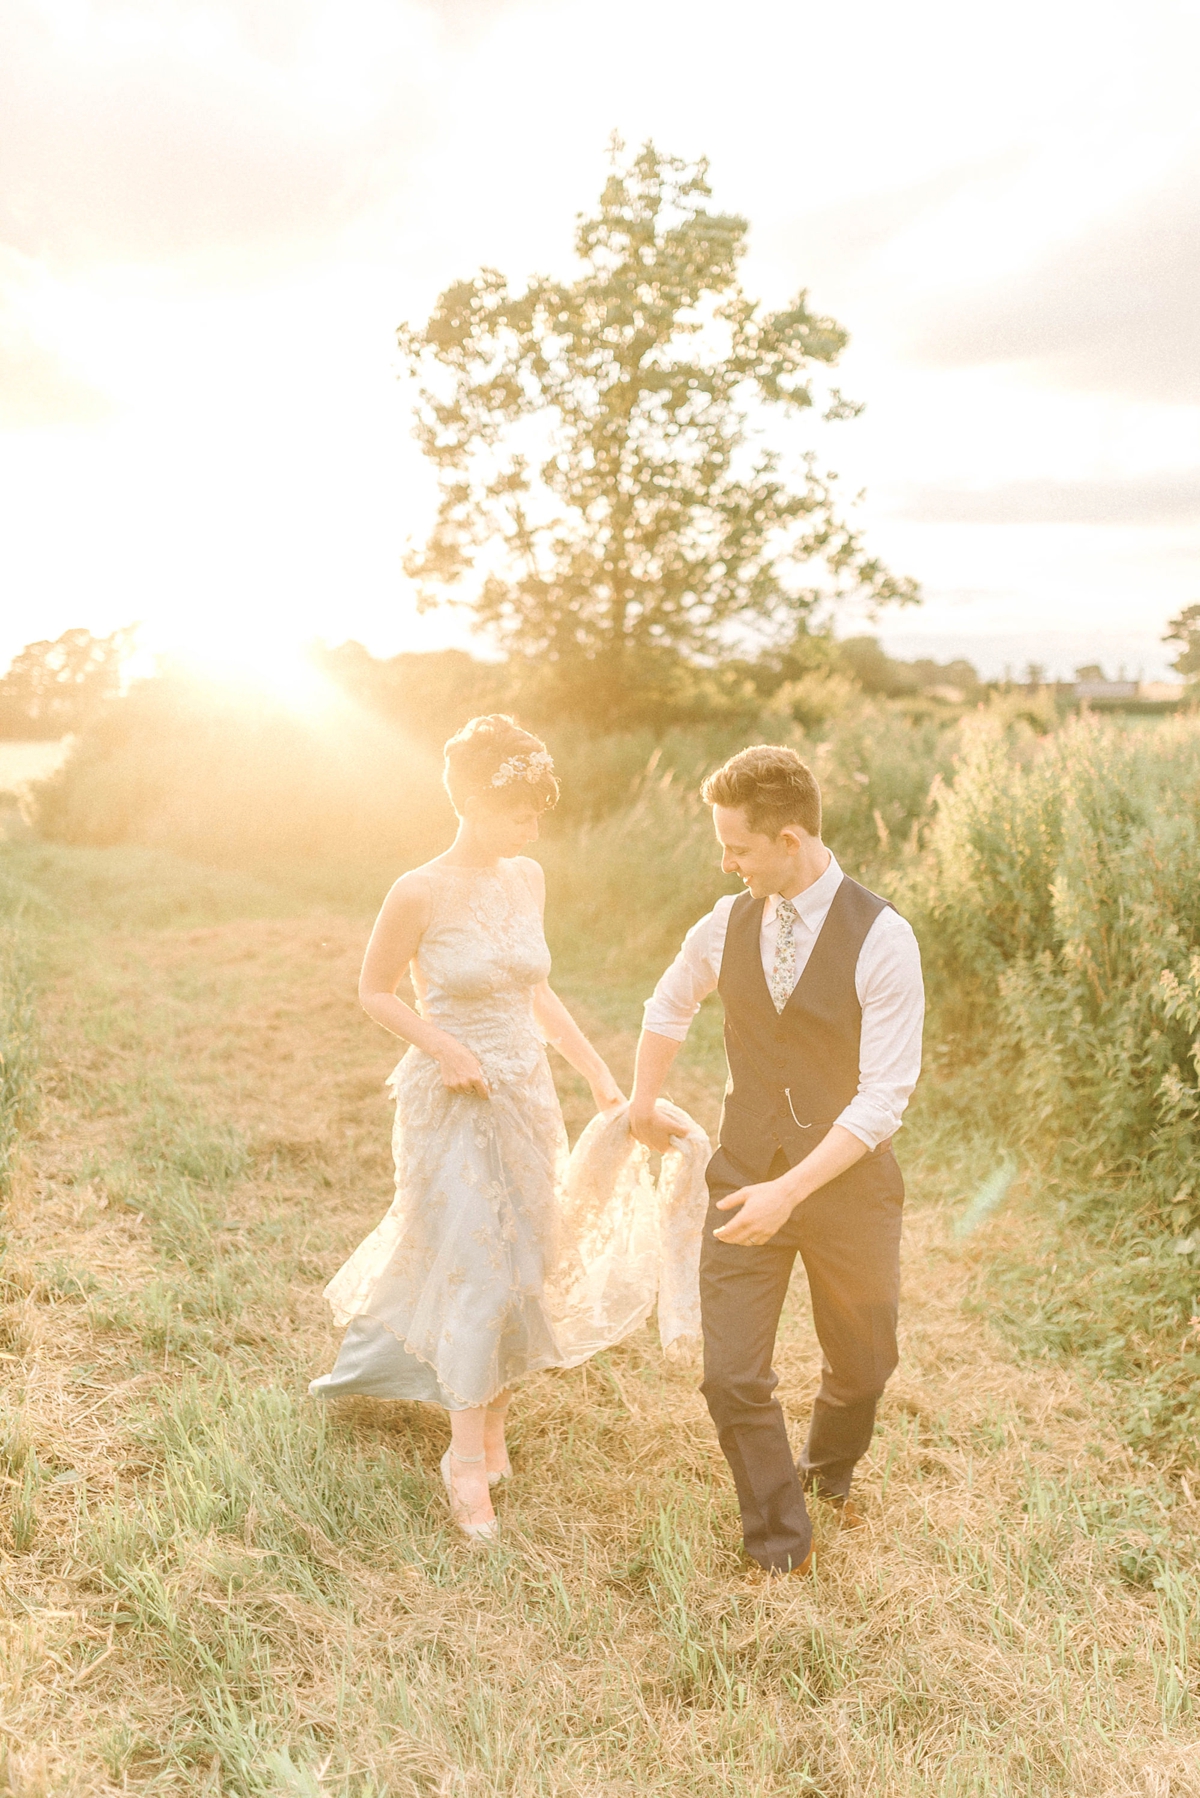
[770,898,798,1014]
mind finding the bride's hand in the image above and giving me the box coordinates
[434,1037,490,1099]
[593,1085,627,1119]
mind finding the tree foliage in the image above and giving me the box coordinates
[1164,604,1200,682]
[398,141,917,722]
[316,642,509,740]
[0,626,135,739]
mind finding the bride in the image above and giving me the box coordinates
[310,715,634,1541]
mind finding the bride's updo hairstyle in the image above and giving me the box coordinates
[442,714,559,816]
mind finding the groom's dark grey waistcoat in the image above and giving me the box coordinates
[710,875,903,1196]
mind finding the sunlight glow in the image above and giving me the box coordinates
[164,633,337,714]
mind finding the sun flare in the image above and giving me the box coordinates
[161,632,336,713]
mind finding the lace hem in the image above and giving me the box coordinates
[311,1310,554,1412]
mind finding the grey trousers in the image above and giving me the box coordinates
[699,1147,903,1572]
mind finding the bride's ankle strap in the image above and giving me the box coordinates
[449,1448,486,1464]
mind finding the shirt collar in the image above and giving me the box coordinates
[763,852,843,932]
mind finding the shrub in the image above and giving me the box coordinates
[31,667,962,902]
[905,711,1200,1224]
[34,674,454,885]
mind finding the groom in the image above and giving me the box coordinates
[630,745,923,1575]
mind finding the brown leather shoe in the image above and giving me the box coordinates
[804,1485,868,1531]
[745,1548,814,1583]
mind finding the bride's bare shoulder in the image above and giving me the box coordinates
[377,865,437,923]
[386,863,437,891]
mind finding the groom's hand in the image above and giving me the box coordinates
[629,1103,678,1155]
[713,1177,798,1246]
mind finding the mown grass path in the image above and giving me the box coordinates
[1,848,1198,1797]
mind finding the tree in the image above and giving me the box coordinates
[316,642,509,740]
[1164,605,1200,682]
[398,140,917,724]
[835,636,917,697]
[0,627,136,738]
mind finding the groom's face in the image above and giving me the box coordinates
[712,805,799,899]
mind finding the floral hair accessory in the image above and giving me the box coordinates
[489,749,555,789]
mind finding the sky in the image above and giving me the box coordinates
[2,0,1198,684]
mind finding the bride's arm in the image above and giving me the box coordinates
[517,857,624,1114]
[359,873,490,1098]
[532,982,625,1114]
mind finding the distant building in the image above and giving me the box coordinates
[1072,677,1186,704]
[1075,678,1138,701]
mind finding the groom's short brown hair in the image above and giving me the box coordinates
[701,744,822,839]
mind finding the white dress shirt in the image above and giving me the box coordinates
[642,853,924,1152]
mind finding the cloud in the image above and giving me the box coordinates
[410,0,528,28]
[890,471,1200,527]
[907,150,1200,402]
[0,2,434,271]
[760,151,1033,307]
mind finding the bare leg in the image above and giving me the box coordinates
[446,1406,496,1532]
[483,1390,512,1479]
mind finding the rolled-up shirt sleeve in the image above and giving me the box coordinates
[641,897,733,1042]
[838,910,925,1151]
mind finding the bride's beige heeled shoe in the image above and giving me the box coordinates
[440,1448,499,1542]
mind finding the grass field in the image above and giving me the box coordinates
[2,841,1199,1796]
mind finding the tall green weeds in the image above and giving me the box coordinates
[907,712,1200,1228]
[33,673,964,907]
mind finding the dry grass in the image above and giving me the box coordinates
[1,845,1198,1796]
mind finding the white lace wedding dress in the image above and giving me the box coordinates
[310,858,708,1412]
